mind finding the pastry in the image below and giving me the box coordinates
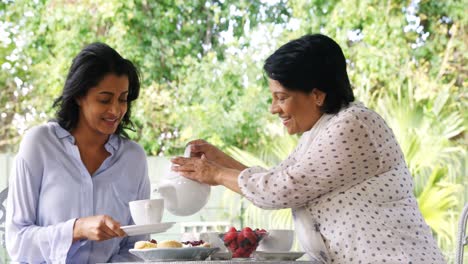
[201,242,211,248]
[134,240,157,249]
[157,240,183,248]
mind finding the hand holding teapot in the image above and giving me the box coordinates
[156,146,211,216]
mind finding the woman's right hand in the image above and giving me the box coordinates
[73,215,126,242]
[187,139,247,171]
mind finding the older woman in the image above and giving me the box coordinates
[171,34,445,263]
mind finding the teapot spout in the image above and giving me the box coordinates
[155,183,178,213]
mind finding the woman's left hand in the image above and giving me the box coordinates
[171,155,222,186]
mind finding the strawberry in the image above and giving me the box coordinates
[228,227,237,233]
[245,247,255,257]
[242,227,253,233]
[236,232,245,249]
[255,228,267,235]
[223,231,237,244]
[243,229,258,245]
[234,247,247,258]
[228,241,238,251]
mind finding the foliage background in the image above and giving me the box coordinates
[1,0,466,262]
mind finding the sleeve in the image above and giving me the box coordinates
[238,115,381,209]
[110,148,151,261]
[6,156,76,262]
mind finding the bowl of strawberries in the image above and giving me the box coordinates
[220,227,268,258]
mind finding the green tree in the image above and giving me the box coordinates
[0,0,290,154]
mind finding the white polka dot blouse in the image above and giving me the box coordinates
[238,102,446,264]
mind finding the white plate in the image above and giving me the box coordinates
[121,222,175,236]
[129,247,219,261]
[253,251,305,261]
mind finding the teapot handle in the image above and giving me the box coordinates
[183,145,191,157]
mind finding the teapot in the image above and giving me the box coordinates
[156,146,210,216]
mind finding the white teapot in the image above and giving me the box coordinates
[156,146,210,216]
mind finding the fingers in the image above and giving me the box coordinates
[171,163,195,172]
[77,215,126,241]
[171,157,197,168]
[171,157,190,167]
[104,216,126,237]
[97,226,116,240]
[96,216,125,240]
[189,142,210,153]
[170,156,188,165]
[177,171,197,181]
[171,157,195,172]
[186,139,207,145]
[187,139,212,152]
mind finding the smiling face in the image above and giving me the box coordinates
[76,74,129,137]
[268,79,326,134]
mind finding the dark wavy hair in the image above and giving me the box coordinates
[264,34,354,114]
[53,42,140,138]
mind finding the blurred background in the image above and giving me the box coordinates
[0,0,466,262]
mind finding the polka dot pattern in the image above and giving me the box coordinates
[238,103,446,263]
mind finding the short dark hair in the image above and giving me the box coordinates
[53,42,140,137]
[263,34,354,114]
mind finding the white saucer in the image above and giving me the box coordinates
[122,222,175,236]
[253,251,305,261]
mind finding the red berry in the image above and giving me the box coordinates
[245,247,255,257]
[228,227,237,233]
[223,232,237,244]
[255,229,267,236]
[243,230,257,244]
[236,232,245,245]
[228,241,238,251]
[242,227,253,233]
[235,247,247,257]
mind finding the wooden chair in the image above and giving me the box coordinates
[456,203,468,264]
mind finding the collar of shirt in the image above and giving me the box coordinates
[50,121,120,155]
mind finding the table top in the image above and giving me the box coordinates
[110,261,315,264]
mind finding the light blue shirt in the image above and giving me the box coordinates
[6,122,150,263]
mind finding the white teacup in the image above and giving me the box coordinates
[129,199,164,225]
[257,229,294,252]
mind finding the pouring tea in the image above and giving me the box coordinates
[155,146,210,216]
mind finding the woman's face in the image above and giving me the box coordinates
[268,79,326,134]
[76,74,129,137]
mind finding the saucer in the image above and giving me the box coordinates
[253,251,305,261]
[121,222,175,236]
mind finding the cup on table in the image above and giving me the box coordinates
[129,198,164,225]
[257,229,294,252]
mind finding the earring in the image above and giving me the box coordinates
[317,101,322,106]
